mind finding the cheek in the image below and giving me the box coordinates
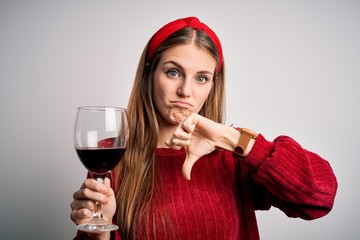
[153,80,168,108]
[199,85,212,102]
[198,86,213,109]
[153,96,162,112]
[152,86,162,108]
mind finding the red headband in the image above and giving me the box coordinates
[147,16,223,72]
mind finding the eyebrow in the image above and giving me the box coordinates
[162,60,214,76]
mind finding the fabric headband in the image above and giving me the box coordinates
[147,16,223,72]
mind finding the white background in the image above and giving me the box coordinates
[0,0,359,239]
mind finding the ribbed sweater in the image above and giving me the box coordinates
[75,134,337,239]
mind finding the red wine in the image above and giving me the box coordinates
[76,148,125,174]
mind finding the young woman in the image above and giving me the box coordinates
[71,16,337,240]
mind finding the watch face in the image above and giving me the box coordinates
[234,146,245,156]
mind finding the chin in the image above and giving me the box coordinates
[172,110,191,123]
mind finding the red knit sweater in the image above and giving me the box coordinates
[75,134,337,239]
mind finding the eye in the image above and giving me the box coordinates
[166,69,180,78]
[196,75,209,84]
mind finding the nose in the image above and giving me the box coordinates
[177,79,192,97]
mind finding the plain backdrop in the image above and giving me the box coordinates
[0,0,359,239]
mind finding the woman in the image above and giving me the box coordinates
[71,16,337,240]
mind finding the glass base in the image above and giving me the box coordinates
[77,218,119,232]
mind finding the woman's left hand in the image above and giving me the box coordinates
[166,113,234,180]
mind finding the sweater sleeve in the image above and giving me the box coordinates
[244,134,338,220]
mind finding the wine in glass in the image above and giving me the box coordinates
[74,106,128,232]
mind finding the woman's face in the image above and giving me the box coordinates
[153,43,216,125]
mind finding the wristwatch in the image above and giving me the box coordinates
[233,128,258,160]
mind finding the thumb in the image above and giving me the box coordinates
[104,177,111,187]
[103,177,114,196]
[182,154,200,181]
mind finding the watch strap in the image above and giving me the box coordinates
[233,128,258,160]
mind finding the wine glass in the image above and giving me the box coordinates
[74,106,128,232]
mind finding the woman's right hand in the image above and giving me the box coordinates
[70,177,117,234]
[166,113,241,180]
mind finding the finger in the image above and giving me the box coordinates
[103,178,112,192]
[165,123,193,149]
[181,115,198,134]
[81,178,108,194]
[165,139,186,150]
[103,177,115,198]
[172,138,191,147]
[182,154,200,181]
[173,129,192,140]
[102,177,112,193]
[182,121,196,134]
[70,208,93,225]
[70,198,95,224]
[73,187,109,204]
[103,177,111,187]
[71,198,95,211]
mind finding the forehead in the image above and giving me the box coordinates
[159,44,217,72]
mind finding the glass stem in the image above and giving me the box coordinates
[94,200,103,219]
[92,173,106,222]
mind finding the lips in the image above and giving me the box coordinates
[171,101,193,109]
